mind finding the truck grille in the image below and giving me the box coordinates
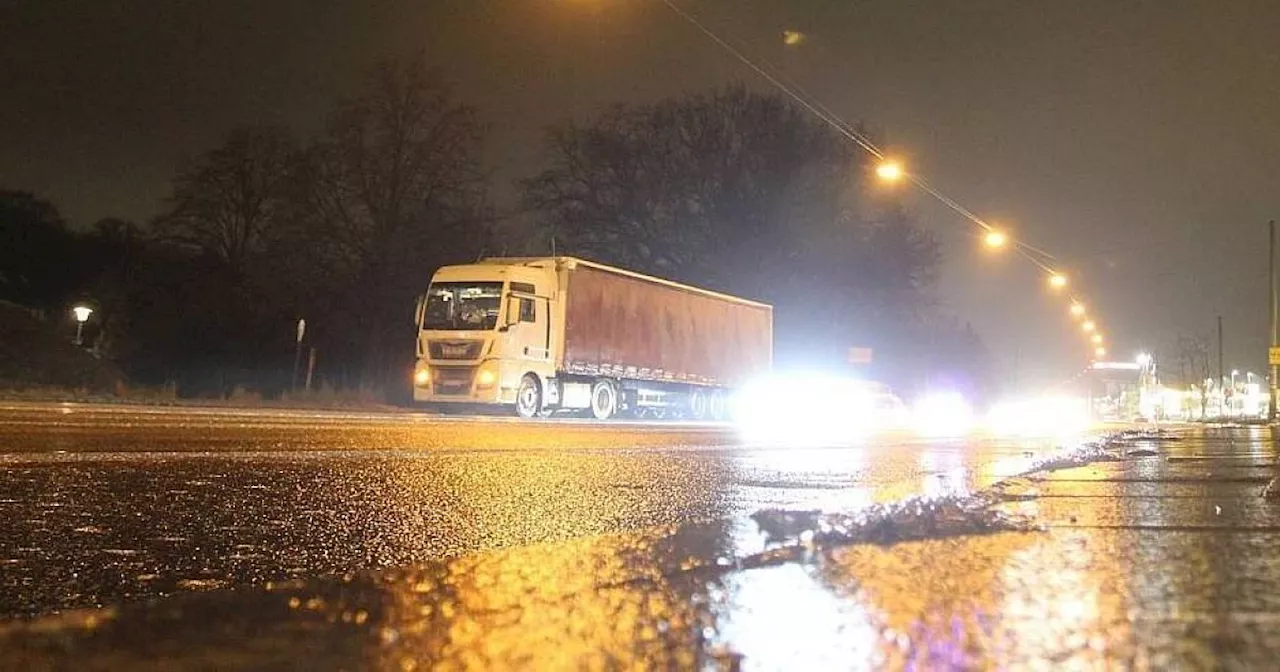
[428,340,483,360]
[432,366,474,395]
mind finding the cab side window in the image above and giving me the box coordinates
[520,298,536,323]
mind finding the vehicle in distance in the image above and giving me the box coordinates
[413,257,773,419]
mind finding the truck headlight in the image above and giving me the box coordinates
[476,367,497,388]
[413,368,430,387]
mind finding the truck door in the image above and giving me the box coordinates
[508,282,551,365]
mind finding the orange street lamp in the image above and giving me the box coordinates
[1048,273,1068,290]
[875,160,905,183]
[1094,346,1107,358]
[1082,320,1096,333]
[983,230,1008,250]
[1091,333,1103,345]
[1070,303,1086,318]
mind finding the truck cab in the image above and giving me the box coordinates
[413,260,560,415]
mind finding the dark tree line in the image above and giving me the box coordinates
[1,59,991,400]
[525,86,986,394]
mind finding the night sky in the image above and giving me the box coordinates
[5,0,1279,385]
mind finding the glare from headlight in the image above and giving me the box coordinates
[987,395,1088,437]
[731,372,877,446]
[911,392,975,438]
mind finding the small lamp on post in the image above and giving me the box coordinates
[72,305,93,346]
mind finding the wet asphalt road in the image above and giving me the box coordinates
[7,422,1280,668]
[0,401,1078,619]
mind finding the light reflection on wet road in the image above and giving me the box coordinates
[5,405,1280,667]
[0,402,1072,618]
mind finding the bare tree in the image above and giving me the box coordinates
[1171,333,1212,416]
[523,86,944,379]
[291,54,491,384]
[157,127,296,273]
[524,87,866,288]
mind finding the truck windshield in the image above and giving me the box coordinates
[423,282,504,331]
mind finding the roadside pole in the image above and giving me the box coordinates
[293,318,306,391]
[1270,221,1278,422]
[1218,315,1224,418]
[305,348,317,392]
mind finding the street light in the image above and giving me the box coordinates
[71,305,93,346]
[875,160,905,183]
[1136,352,1152,367]
[1082,320,1096,332]
[1091,333,1103,345]
[983,229,1008,250]
[1048,273,1068,290]
[1070,303,1086,319]
[1094,346,1107,358]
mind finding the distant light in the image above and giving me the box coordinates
[1094,361,1140,370]
[875,160,905,183]
[1070,303,1086,318]
[72,306,93,323]
[1082,320,1096,332]
[983,230,1009,250]
[1091,333,1103,345]
[1136,352,1152,367]
[1095,346,1107,358]
[782,30,805,46]
[1048,273,1068,290]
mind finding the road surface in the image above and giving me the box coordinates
[6,402,1279,668]
[1,401,1069,618]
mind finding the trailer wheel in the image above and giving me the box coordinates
[515,375,543,419]
[590,379,618,420]
[689,389,709,421]
[709,390,728,421]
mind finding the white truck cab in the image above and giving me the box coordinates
[413,260,560,412]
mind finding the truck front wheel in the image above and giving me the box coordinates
[516,375,543,419]
[590,379,618,420]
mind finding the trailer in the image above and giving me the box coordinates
[412,257,772,419]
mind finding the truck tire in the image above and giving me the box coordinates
[709,390,728,421]
[689,389,709,421]
[590,379,618,420]
[516,375,543,419]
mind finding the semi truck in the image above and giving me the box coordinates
[412,256,773,419]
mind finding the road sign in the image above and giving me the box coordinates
[847,347,873,365]
[1269,346,1280,366]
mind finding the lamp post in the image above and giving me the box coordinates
[293,318,306,391]
[72,305,93,346]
